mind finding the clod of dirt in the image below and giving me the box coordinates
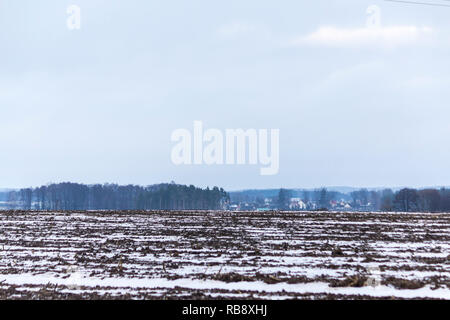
[331,247,345,257]
[213,273,253,283]
[330,275,367,288]
[383,277,425,290]
[255,273,283,285]
[362,256,375,262]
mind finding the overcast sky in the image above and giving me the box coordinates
[1,0,450,190]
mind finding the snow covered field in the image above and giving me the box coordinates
[0,210,449,299]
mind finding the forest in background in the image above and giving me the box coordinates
[6,183,229,211]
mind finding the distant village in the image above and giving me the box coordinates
[228,187,450,213]
[227,188,373,212]
[228,196,355,212]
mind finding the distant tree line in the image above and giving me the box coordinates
[345,188,450,212]
[277,188,292,210]
[7,182,229,211]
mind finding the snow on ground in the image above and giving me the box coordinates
[0,210,449,299]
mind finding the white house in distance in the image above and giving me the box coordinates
[289,198,307,210]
